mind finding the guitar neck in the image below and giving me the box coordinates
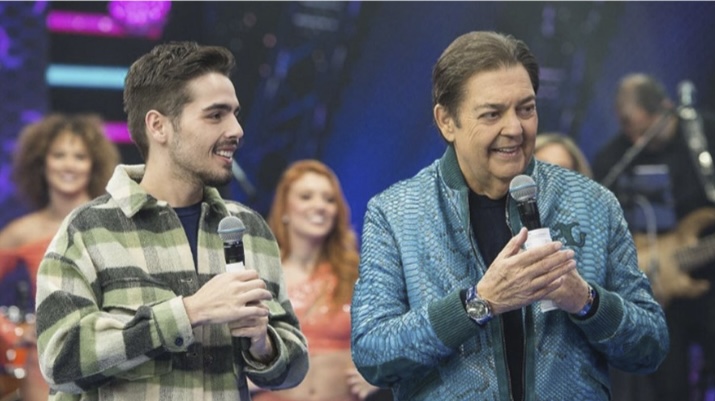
[675,234,715,273]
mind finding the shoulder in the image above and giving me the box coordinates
[369,162,439,207]
[592,135,629,179]
[0,212,50,248]
[223,200,275,240]
[536,163,619,212]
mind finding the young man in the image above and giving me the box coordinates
[350,31,668,401]
[35,42,308,400]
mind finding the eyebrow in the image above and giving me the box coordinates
[202,103,241,114]
[475,95,537,111]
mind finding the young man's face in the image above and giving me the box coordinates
[168,72,243,187]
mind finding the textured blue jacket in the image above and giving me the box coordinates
[351,145,668,401]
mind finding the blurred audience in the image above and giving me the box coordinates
[534,133,592,177]
[257,159,390,401]
[0,113,119,401]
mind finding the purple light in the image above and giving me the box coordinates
[104,121,132,144]
[46,2,171,39]
[108,1,171,36]
[47,10,124,37]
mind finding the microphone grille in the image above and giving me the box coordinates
[218,216,246,244]
[509,175,537,202]
[678,80,696,107]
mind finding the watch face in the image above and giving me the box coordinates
[467,300,488,319]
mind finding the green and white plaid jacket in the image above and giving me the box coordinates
[35,164,308,400]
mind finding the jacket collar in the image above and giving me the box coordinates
[437,144,537,192]
[106,164,228,218]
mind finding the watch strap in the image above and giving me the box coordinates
[575,284,596,317]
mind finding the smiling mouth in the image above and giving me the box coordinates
[492,146,520,154]
[307,215,327,224]
[214,149,234,160]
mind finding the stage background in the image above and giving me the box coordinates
[1,1,714,239]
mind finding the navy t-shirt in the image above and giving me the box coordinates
[469,191,525,401]
[174,202,202,270]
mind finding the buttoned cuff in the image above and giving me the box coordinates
[153,296,194,352]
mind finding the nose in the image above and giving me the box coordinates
[311,197,332,212]
[227,114,244,141]
[501,110,524,137]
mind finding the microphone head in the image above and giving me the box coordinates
[218,216,246,244]
[678,80,696,107]
[509,175,537,202]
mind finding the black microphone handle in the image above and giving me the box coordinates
[223,242,251,351]
[517,199,542,231]
[224,242,244,265]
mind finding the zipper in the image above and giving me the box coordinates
[506,195,527,401]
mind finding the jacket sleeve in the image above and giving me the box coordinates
[236,209,309,390]
[570,191,669,374]
[350,197,477,387]
[35,220,196,393]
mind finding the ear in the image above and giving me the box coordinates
[145,110,170,145]
[434,104,456,143]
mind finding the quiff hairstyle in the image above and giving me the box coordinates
[267,159,359,309]
[432,31,540,134]
[12,113,120,209]
[123,41,235,161]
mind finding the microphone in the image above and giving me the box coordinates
[678,80,696,108]
[509,175,541,230]
[232,160,257,199]
[509,175,557,312]
[218,215,246,272]
[218,216,252,351]
[675,80,715,203]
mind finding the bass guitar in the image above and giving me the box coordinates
[633,207,715,306]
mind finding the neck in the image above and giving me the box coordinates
[140,159,204,207]
[284,234,324,274]
[45,190,92,221]
[468,178,509,200]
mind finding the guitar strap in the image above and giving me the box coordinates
[679,107,715,203]
[600,112,672,189]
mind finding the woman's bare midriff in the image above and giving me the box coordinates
[253,350,355,401]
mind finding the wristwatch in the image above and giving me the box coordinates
[465,285,493,326]
[575,284,597,318]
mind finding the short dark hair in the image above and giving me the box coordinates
[12,113,120,209]
[432,31,539,128]
[123,41,236,160]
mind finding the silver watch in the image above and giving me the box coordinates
[465,286,493,325]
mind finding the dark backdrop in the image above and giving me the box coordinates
[1,1,714,239]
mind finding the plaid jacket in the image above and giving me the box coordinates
[35,164,308,400]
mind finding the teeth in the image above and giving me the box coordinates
[59,173,79,181]
[216,150,233,158]
[308,215,326,224]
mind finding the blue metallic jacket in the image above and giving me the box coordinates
[351,145,668,401]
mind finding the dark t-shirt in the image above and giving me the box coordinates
[593,113,715,222]
[469,192,525,401]
[174,202,202,270]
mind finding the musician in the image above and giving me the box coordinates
[593,73,715,401]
